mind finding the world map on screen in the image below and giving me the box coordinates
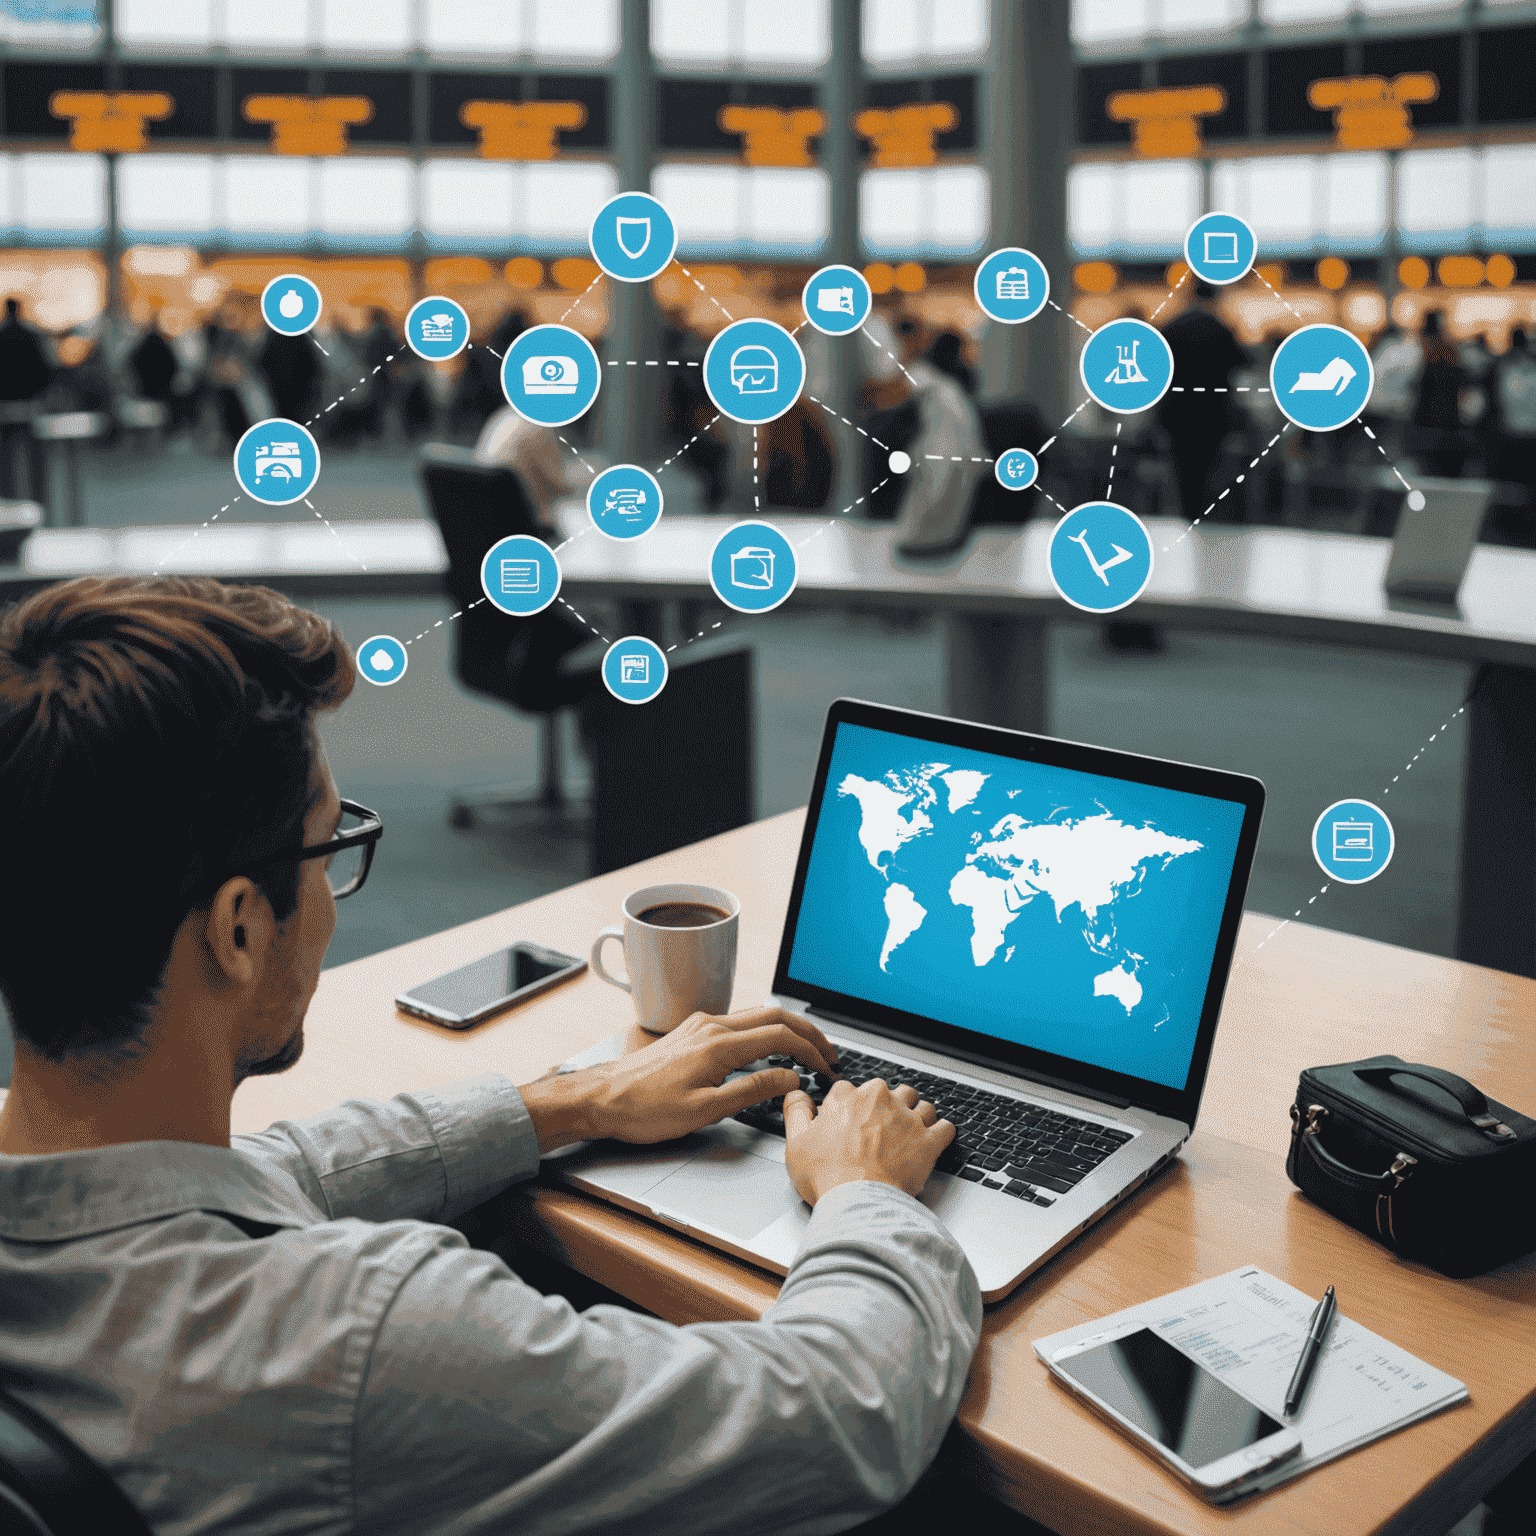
[786,724,1248,1089]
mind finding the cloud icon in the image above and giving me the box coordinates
[370,650,394,671]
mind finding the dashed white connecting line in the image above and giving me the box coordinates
[1360,423,1415,493]
[1106,421,1122,500]
[407,597,486,646]
[1254,267,1303,321]
[655,413,722,474]
[1148,268,1190,323]
[1252,704,1469,953]
[1161,425,1292,552]
[666,618,726,654]
[475,343,502,360]
[857,322,915,384]
[607,359,700,368]
[753,425,759,512]
[1037,400,1088,458]
[303,498,367,570]
[556,433,595,478]
[305,356,394,428]
[550,524,590,557]
[558,272,604,324]
[559,597,611,645]
[1049,298,1094,337]
[310,335,330,357]
[1169,386,1270,394]
[674,262,735,323]
[152,495,241,575]
[796,476,892,546]
[924,454,995,463]
[808,394,888,451]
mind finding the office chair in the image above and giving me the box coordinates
[418,444,601,831]
[0,1384,151,1536]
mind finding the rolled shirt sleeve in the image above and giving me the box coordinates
[234,1074,540,1227]
[352,1180,983,1536]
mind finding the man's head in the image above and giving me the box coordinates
[0,576,355,1080]
[4,298,19,321]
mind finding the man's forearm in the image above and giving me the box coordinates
[518,1070,598,1153]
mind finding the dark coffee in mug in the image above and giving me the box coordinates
[638,901,729,928]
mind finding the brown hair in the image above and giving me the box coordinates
[0,576,355,1059]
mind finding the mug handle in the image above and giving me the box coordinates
[589,926,630,993]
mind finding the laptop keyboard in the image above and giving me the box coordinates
[732,1046,1135,1206]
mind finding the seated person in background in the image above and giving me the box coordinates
[862,314,987,556]
[0,575,981,1536]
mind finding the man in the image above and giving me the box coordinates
[861,315,987,556]
[0,575,980,1535]
[0,295,51,499]
[1155,282,1247,524]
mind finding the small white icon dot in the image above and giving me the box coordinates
[889,450,911,474]
[1406,489,1425,511]
[370,651,393,671]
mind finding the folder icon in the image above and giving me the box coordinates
[729,547,775,589]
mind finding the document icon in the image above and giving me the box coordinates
[420,312,455,341]
[1332,820,1373,861]
[1203,231,1239,264]
[996,266,1030,301]
[500,559,540,594]
[620,653,649,684]
[730,546,775,589]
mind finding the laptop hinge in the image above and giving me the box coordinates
[806,1005,1134,1110]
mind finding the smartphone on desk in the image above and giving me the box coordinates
[396,943,585,1029]
[1048,1322,1302,1500]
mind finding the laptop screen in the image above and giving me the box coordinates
[782,717,1254,1099]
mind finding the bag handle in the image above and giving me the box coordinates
[1353,1063,1515,1138]
[1295,1108,1419,1193]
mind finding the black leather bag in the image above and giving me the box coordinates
[1286,1054,1536,1278]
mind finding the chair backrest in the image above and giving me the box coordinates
[0,1385,152,1536]
[418,442,542,613]
[585,642,754,876]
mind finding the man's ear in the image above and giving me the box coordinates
[202,878,270,987]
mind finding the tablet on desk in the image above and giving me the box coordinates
[1384,480,1491,602]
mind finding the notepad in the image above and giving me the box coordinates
[1033,1265,1468,1498]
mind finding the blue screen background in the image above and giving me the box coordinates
[787,723,1248,1090]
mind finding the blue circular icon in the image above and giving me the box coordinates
[260,273,322,337]
[357,634,408,687]
[590,191,677,284]
[974,247,1050,325]
[602,636,668,704]
[995,448,1038,491]
[1184,212,1257,287]
[480,533,561,616]
[1271,323,1374,433]
[710,521,798,614]
[803,264,872,336]
[1048,503,1154,614]
[1313,798,1394,885]
[703,319,806,426]
[588,464,662,540]
[233,418,321,506]
[405,295,470,362]
[501,323,601,428]
[1080,318,1175,415]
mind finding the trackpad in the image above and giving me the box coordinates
[646,1141,801,1242]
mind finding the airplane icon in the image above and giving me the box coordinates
[1070,529,1135,585]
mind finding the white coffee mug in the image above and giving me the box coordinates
[590,883,739,1033]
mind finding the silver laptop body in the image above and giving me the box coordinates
[552,701,1265,1302]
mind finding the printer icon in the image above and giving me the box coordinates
[729,546,775,590]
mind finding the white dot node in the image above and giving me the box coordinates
[1407,489,1425,510]
[370,651,394,671]
[889,450,911,474]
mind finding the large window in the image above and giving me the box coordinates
[1211,152,1388,252]
[117,0,618,58]
[862,0,989,67]
[652,0,830,71]
[653,163,830,256]
[0,152,108,238]
[1,0,100,48]
[1068,159,1202,257]
[860,165,989,258]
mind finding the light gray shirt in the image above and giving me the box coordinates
[0,1075,982,1535]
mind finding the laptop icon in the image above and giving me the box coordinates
[552,699,1265,1300]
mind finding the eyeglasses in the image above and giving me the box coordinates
[235,799,383,899]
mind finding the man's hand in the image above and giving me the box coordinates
[521,1006,838,1152]
[783,1078,953,1204]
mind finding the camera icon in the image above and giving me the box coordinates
[522,355,579,395]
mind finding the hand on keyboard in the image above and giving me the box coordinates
[781,1077,954,1205]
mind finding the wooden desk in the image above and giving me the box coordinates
[231,810,1536,1536]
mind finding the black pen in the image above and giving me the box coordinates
[1284,1284,1337,1418]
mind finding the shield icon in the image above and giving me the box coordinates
[616,217,651,259]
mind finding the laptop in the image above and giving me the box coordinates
[551,700,1265,1301]
[1383,478,1491,602]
